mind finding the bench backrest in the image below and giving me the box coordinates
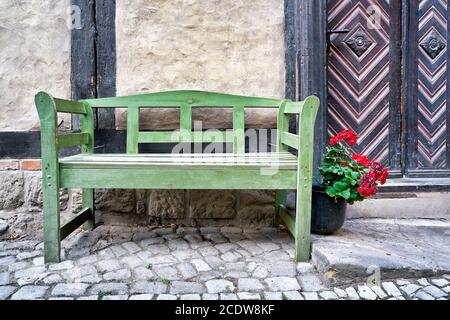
[36,90,319,155]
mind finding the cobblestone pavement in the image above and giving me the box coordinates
[0,226,449,300]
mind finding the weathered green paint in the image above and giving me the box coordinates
[59,168,298,190]
[284,101,304,114]
[276,100,289,152]
[58,132,89,149]
[233,105,245,153]
[294,95,320,261]
[281,132,300,150]
[35,92,61,263]
[180,104,193,133]
[126,105,139,154]
[80,104,95,230]
[81,90,284,108]
[54,98,87,114]
[36,90,319,263]
[274,190,287,226]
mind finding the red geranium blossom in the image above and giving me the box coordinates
[320,128,389,203]
[329,130,358,146]
[352,154,371,168]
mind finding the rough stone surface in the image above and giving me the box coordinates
[265,277,300,292]
[205,279,235,294]
[129,294,154,300]
[0,172,24,210]
[131,281,167,294]
[312,219,450,286]
[238,278,264,292]
[0,225,449,301]
[95,189,136,214]
[89,283,129,295]
[401,284,421,296]
[51,283,89,297]
[170,281,205,294]
[0,0,71,131]
[237,292,261,300]
[10,285,48,300]
[415,290,435,300]
[0,224,8,236]
[0,286,16,300]
[357,285,378,300]
[147,190,185,219]
[382,282,402,297]
[283,291,303,300]
[298,273,324,292]
[302,292,319,300]
[190,191,236,219]
[156,294,177,300]
[431,279,449,287]
[422,285,446,298]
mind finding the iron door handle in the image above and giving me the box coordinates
[326,29,350,45]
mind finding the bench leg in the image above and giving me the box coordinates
[43,187,61,263]
[294,187,312,262]
[82,188,95,230]
[274,190,287,226]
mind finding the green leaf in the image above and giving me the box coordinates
[338,189,351,199]
[325,186,336,198]
[333,181,349,192]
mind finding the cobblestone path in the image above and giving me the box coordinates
[1,226,449,300]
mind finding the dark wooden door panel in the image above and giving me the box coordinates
[406,0,450,176]
[327,0,401,173]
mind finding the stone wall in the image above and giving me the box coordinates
[0,0,72,131]
[0,160,277,240]
[115,0,285,130]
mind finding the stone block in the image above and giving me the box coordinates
[147,190,185,219]
[95,189,136,214]
[190,190,235,219]
[0,171,24,210]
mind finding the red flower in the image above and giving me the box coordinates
[352,154,371,168]
[380,168,388,185]
[329,130,358,146]
[358,173,379,198]
[345,131,358,146]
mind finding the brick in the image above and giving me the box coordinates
[21,159,41,171]
[0,160,19,170]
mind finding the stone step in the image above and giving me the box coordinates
[347,192,450,220]
[311,218,450,286]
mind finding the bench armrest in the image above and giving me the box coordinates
[35,92,95,154]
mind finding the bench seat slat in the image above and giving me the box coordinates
[59,168,297,190]
[59,153,298,170]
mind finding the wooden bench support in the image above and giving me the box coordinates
[60,208,93,240]
[36,90,319,263]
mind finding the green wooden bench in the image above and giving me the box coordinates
[35,90,319,263]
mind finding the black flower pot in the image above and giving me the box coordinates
[311,188,347,235]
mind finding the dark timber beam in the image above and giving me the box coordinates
[297,0,328,175]
[70,0,116,130]
[70,0,96,129]
[95,0,117,129]
[285,0,327,174]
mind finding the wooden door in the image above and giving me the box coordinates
[326,0,402,175]
[405,0,450,177]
